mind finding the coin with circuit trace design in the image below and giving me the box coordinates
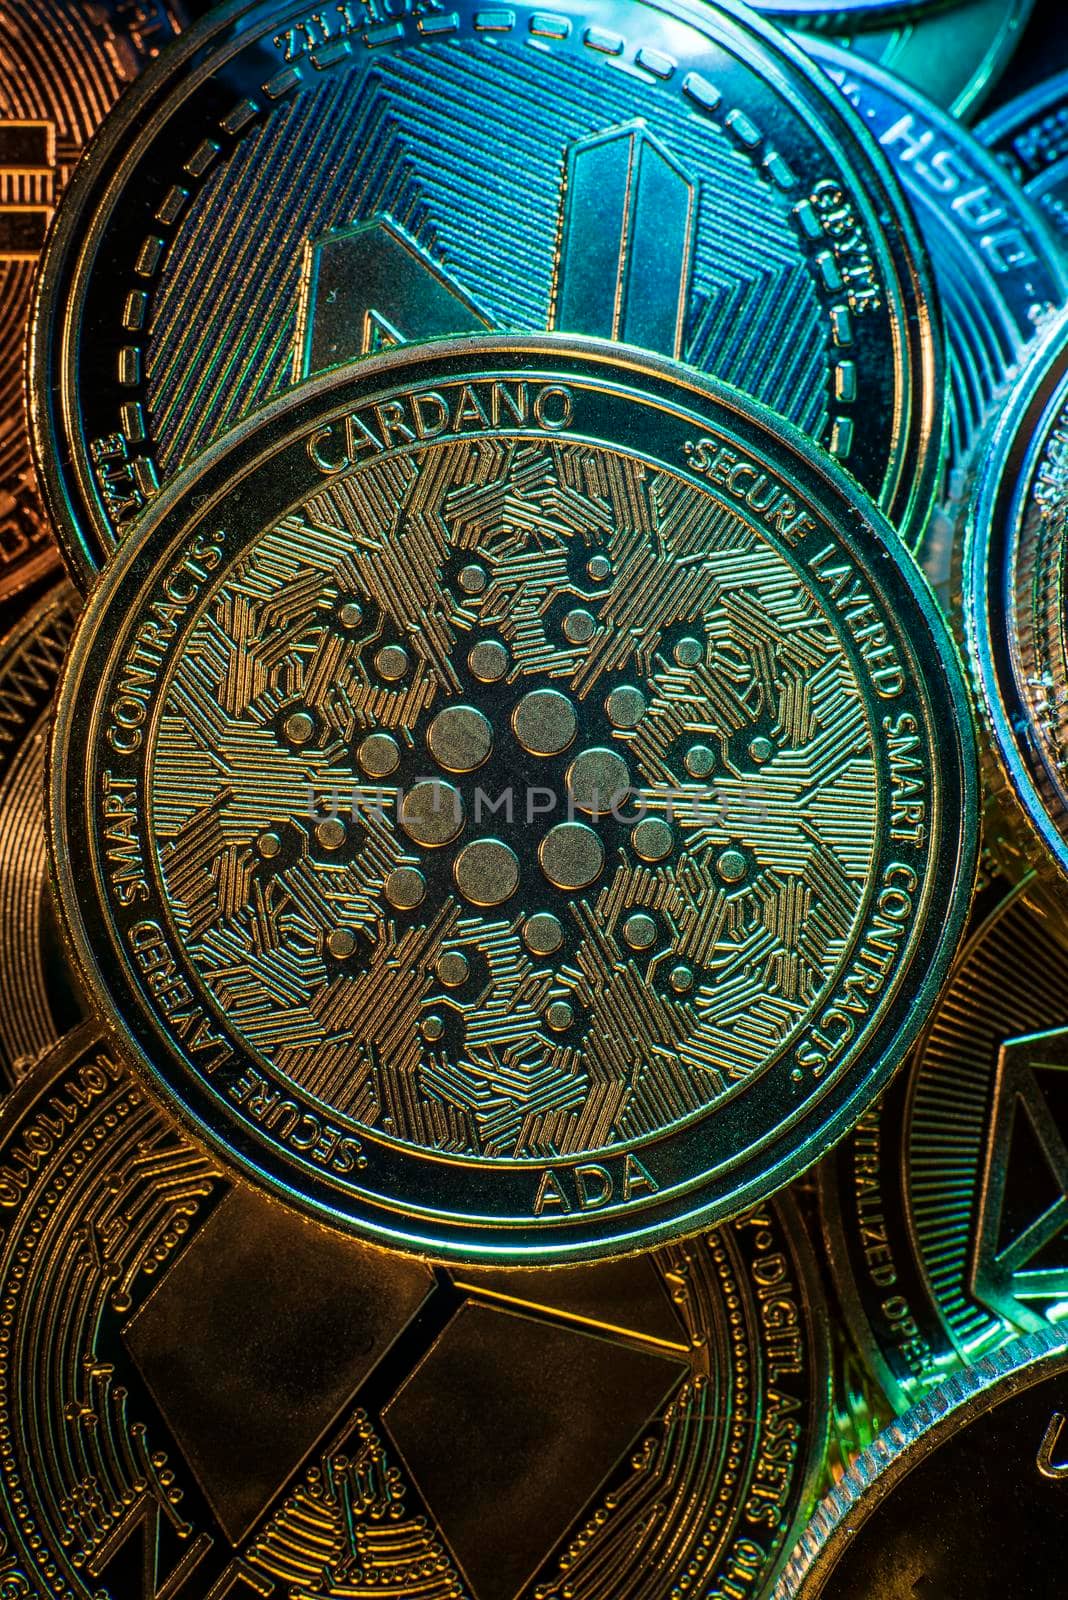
[0,1021,830,1600]
[0,580,86,1086]
[0,0,191,602]
[31,0,944,588]
[48,335,977,1261]
[775,1328,1068,1597]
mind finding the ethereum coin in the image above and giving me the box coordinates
[821,872,1068,1413]
[48,335,978,1260]
[0,1021,830,1600]
[775,1327,1068,1596]
[978,68,1068,246]
[0,580,85,1086]
[0,0,191,603]
[806,43,1066,595]
[962,312,1068,889]
[31,0,944,587]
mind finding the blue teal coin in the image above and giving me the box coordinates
[796,0,1037,122]
[962,311,1068,888]
[978,69,1068,245]
[32,0,944,585]
[807,42,1067,592]
[760,0,953,22]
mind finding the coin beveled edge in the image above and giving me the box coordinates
[46,331,979,1262]
[962,310,1068,889]
[772,1324,1068,1596]
[28,0,946,589]
[975,66,1068,166]
[0,1017,835,1599]
[816,869,1041,1415]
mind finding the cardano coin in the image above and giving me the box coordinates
[805,42,1066,595]
[48,335,978,1261]
[30,0,943,588]
[978,69,1068,245]
[774,1328,1068,1597]
[795,0,1037,122]
[0,581,86,1086]
[0,1022,830,1600]
[0,0,191,603]
[963,313,1068,889]
[821,872,1068,1413]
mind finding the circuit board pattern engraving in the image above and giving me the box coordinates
[0,1029,826,1600]
[151,436,877,1161]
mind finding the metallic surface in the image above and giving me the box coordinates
[796,0,1037,123]
[0,1020,830,1600]
[30,0,943,588]
[978,69,1068,247]
[774,1327,1068,1596]
[963,313,1068,890]
[0,579,86,1086]
[820,872,1068,1413]
[761,0,953,20]
[0,0,190,603]
[806,42,1067,596]
[48,334,978,1261]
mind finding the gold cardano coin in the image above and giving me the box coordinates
[0,580,85,1086]
[0,0,190,603]
[49,335,978,1262]
[774,1327,1068,1597]
[0,1022,830,1600]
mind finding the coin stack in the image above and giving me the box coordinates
[1,1,1067,1595]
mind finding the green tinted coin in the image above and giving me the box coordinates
[962,313,1068,889]
[49,335,977,1262]
[775,1328,1068,1597]
[796,0,1036,121]
[820,872,1068,1413]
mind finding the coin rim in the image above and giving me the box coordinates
[29,0,945,589]
[47,331,979,1262]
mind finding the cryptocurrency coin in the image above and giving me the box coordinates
[0,0,191,604]
[774,1327,1068,1597]
[48,335,978,1260]
[763,0,953,22]
[0,580,86,1086]
[31,0,943,588]
[962,313,1068,889]
[978,69,1068,246]
[806,43,1067,594]
[0,1022,830,1600]
[820,872,1068,1413]
[797,0,1037,122]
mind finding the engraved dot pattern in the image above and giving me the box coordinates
[149,435,878,1162]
